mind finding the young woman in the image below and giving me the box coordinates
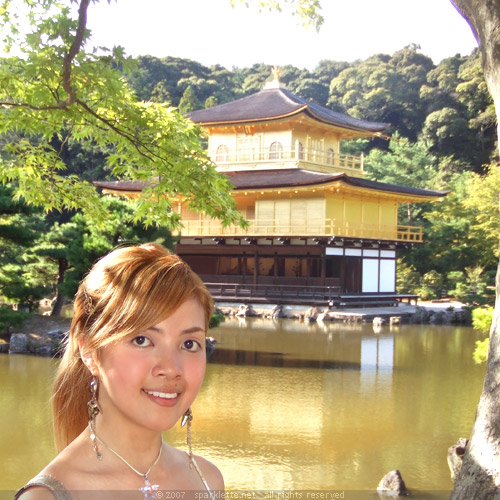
[15,243,224,499]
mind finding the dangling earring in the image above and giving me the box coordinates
[88,376,101,419]
[180,408,212,493]
[87,376,103,460]
[181,408,193,461]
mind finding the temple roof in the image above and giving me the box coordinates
[188,87,389,133]
[225,169,447,197]
[94,169,447,199]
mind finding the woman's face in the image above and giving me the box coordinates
[94,296,207,433]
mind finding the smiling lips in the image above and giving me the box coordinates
[143,389,178,399]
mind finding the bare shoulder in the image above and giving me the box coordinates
[14,456,73,500]
[165,445,224,490]
[192,454,225,491]
[17,431,94,497]
[15,485,62,500]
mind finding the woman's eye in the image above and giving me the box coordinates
[132,336,152,347]
[183,339,202,352]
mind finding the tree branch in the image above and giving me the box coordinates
[0,101,67,111]
[54,123,74,167]
[75,98,179,169]
[60,0,91,107]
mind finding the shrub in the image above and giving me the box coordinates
[448,267,494,306]
[209,311,225,329]
[414,284,438,300]
[473,338,490,364]
[472,307,494,332]
[0,305,30,336]
[396,259,421,294]
[472,307,494,364]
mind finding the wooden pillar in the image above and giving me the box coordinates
[340,252,345,293]
[242,252,247,284]
[273,252,278,285]
[306,253,311,286]
[254,251,259,286]
[321,251,326,286]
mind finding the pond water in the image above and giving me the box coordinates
[1,317,486,499]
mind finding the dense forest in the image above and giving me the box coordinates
[1,44,498,312]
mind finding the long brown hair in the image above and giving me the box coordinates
[52,243,213,451]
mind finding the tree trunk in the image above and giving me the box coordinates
[450,272,500,498]
[449,1,500,498]
[50,257,68,317]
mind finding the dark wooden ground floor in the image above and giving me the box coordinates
[177,238,406,297]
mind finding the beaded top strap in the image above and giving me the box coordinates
[187,453,216,500]
[14,474,72,500]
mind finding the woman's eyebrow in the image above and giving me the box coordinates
[181,327,206,335]
[145,326,162,333]
[145,326,205,335]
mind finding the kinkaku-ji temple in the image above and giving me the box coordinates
[96,73,447,307]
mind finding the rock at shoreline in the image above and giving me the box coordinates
[410,306,471,325]
[448,437,468,483]
[377,469,408,496]
[304,306,319,323]
[235,304,260,318]
[2,315,71,356]
[8,333,28,354]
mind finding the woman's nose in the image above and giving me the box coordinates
[152,346,183,378]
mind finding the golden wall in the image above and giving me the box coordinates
[207,124,342,163]
[176,190,403,241]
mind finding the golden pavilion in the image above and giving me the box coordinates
[97,76,446,305]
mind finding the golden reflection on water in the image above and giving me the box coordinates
[1,318,486,498]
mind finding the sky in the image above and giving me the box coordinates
[86,0,479,71]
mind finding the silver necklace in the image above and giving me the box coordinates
[89,421,163,499]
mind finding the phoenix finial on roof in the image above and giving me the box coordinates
[272,66,281,83]
[264,66,285,89]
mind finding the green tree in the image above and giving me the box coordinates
[49,197,176,315]
[239,63,274,94]
[313,59,350,85]
[3,196,178,316]
[365,134,439,225]
[415,165,499,278]
[328,46,434,140]
[456,50,493,114]
[365,134,438,188]
[462,164,500,267]
[457,50,497,165]
[412,171,477,275]
[150,81,171,103]
[419,50,495,169]
[178,84,202,113]
[292,77,329,105]
[0,0,244,229]
[420,107,475,160]
[0,185,48,309]
[126,55,212,104]
[204,96,218,108]
[25,220,83,316]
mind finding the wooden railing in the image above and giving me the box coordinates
[206,283,341,303]
[396,225,424,242]
[205,283,419,306]
[179,218,423,242]
[211,146,363,173]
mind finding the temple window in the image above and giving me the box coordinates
[297,141,304,160]
[216,144,229,162]
[327,148,335,165]
[269,141,283,160]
